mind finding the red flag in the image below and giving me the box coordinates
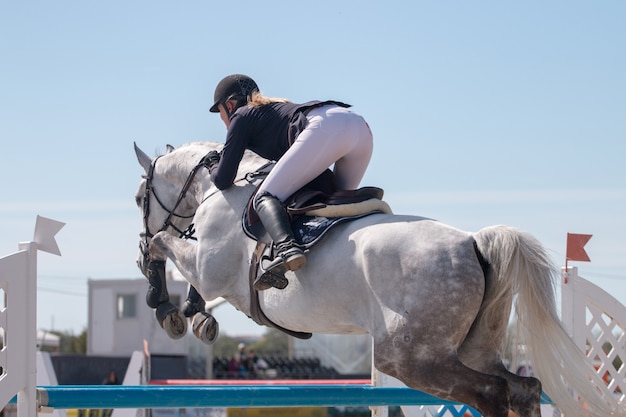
[566,233,592,262]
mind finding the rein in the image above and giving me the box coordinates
[140,152,273,263]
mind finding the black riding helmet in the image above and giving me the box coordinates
[209,74,259,113]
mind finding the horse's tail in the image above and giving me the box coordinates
[474,225,625,417]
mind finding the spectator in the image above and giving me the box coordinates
[101,370,119,417]
[102,370,119,385]
[228,353,242,378]
[244,349,258,378]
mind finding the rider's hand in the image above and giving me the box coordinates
[205,150,221,172]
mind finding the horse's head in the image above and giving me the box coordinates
[133,141,272,276]
[133,143,201,275]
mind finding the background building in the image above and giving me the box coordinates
[87,276,190,356]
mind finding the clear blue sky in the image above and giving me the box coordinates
[1,1,624,336]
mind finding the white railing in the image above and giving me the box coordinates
[0,216,64,417]
[561,266,626,402]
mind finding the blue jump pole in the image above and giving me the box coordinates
[36,385,553,410]
[38,385,456,409]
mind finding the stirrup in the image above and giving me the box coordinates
[253,243,306,291]
[254,257,289,291]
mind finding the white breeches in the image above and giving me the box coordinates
[258,105,374,202]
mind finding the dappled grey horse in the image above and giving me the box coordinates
[134,141,623,417]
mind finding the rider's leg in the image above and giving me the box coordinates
[259,106,373,201]
[329,110,373,190]
[253,191,306,271]
[253,106,373,291]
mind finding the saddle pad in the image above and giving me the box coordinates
[244,209,383,249]
[293,212,381,250]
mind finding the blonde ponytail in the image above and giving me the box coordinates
[248,91,292,107]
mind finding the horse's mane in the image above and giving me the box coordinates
[177,141,222,151]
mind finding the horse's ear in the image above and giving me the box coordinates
[166,144,175,154]
[134,142,152,173]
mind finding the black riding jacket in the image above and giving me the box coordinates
[211,100,350,190]
[210,100,349,190]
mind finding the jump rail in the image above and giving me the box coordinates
[36,384,552,410]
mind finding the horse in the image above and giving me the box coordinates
[133,141,624,417]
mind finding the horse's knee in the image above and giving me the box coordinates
[150,232,168,252]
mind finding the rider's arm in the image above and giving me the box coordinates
[210,113,249,190]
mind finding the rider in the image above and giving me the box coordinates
[206,74,374,290]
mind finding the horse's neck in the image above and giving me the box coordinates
[172,143,268,206]
[180,146,265,310]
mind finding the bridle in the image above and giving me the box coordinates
[139,154,212,265]
[139,151,273,266]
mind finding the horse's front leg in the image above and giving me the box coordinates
[149,232,219,344]
[151,231,199,280]
[150,233,205,315]
[141,256,188,339]
[137,233,195,340]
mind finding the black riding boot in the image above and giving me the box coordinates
[253,192,306,291]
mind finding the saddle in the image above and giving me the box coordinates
[242,169,392,339]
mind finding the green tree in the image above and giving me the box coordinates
[212,334,240,358]
[52,329,87,354]
[248,329,289,356]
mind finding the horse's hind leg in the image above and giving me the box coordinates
[459,332,542,417]
[374,343,510,417]
[458,299,542,417]
[495,367,541,417]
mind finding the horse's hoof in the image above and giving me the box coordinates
[155,302,187,339]
[192,312,219,345]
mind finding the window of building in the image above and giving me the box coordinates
[117,294,137,319]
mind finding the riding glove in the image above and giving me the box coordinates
[205,150,221,173]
